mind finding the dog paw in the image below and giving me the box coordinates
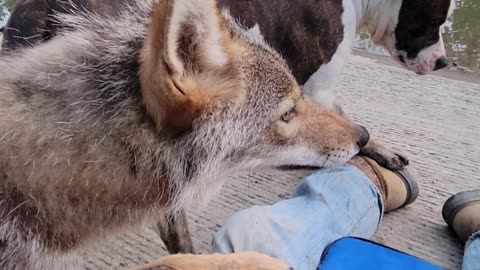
[361,141,409,170]
[379,151,409,170]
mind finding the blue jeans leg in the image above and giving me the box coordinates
[463,232,480,270]
[212,165,384,270]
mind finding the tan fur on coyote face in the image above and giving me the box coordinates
[0,0,364,268]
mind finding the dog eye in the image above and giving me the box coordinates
[281,107,297,123]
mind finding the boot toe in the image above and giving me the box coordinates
[394,168,420,208]
[442,190,480,227]
[355,156,420,212]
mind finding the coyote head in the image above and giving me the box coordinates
[137,0,369,207]
[140,0,368,178]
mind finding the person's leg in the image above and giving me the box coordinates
[212,157,418,270]
[213,165,382,270]
[463,232,480,270]
[442,190,480,270]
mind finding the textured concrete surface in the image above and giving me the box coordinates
[82,56,480,270]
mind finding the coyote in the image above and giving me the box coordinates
[0,0,368,269]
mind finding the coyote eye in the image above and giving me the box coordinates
[281,107,297,123]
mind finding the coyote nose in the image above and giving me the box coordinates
[434,57,448,71]
[357,125,370,148]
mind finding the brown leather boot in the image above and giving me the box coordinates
[442,190,480,242]
[348,156,419,212]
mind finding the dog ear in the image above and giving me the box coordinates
[140,0,240,135]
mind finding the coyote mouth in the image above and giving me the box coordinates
[277,165,323,171]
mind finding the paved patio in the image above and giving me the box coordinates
[82,55,480,270]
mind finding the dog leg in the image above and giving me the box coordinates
[332,102,409,170]
[360,139,409,169]
[132,252,291,270]
[156,209,194,254]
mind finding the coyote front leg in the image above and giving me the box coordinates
[156,209,194,254]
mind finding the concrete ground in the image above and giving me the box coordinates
[82,56,480,270]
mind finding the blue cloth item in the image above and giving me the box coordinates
[463,232,480,270]
[212,165,383,270]
[320,237,443,270]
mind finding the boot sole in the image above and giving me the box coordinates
[442,190,480,226]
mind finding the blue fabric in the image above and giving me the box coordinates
[212,166,383,270]
[463,232,480,270]
[320,237,443,270]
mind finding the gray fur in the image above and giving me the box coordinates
[0,0,362,269]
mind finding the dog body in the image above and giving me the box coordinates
[220,0,454,109]
[0,0,365,269]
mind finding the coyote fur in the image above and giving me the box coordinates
[0,0,368,269]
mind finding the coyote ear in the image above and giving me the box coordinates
[140,0,237,135]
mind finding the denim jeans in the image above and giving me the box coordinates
[212,166,383,270]
[464,232,480,270]
[211,165,480,270]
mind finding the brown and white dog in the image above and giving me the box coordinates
[220,0,455,103]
